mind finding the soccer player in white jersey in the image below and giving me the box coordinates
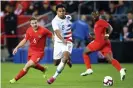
[47,4,73,84]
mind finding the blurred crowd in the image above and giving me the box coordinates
[1,1,80,16]
[1,1,133,16]
[72,11,133,48]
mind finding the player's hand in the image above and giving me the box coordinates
[13,47,18,55]
[104,34,109,40]
[89,32,95,40]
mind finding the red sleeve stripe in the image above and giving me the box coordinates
[64,32,72,35]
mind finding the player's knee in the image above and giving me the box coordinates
[106,58,113,63]
[23,65,31,71]
[83,51,87,54]
[105,54,113,63]
[62,56,68,63]
[54,62,59,66]
[110,58,114,62]
[28,60,36,67]
[83,48,91,54]
[53,59,61,66]
[63,52,70,63]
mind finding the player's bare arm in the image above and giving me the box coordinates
[89,32,95,40]
[13,39,27,55]
[54,30,67,44]
[48,33,54,43]
[106,24,113,34]
[105,25,113,40]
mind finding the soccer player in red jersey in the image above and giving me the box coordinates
[81,11,126,81]
[9,16,52,83]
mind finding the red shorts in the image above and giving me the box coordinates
[87,40,112,56]
[28,53,44,64]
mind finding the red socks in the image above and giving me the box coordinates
[83,53,121,72]
[15,69,27,81]
[14,64,45,81]
[83,54,91,69]
[34,64,45,72]
[111,59,122,71]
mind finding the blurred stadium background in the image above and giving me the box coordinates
[1,1,133,88]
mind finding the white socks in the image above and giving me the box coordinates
[53,60,65,79]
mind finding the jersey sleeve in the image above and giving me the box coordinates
[52,20,59,31]
[103,21,109,29]
[24,30,30,40]
[44,28,52,38]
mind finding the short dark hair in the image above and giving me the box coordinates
[127,11,133,14]
[56,4,66,11]
[91,11,99,16]
[30,16,38,21]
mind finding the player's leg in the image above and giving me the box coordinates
[32,53,47,73]
[66,56,72,68]
[104,52,122,70]
[47,42,73,84]
[47,51,70,84]
[10,59,36,83]
[31,53,48,78]
[33,63,48,78]
[81,41,101,76]
[53,57,72,68]
[104,52,126,81]
[102,41,126,81]
[47,42,63,84]
[54,51,70,78]
[53,59,61,66]
[80,47,93,76]
[33,63,47,72]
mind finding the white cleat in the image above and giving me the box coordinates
[80,69,93,76]
[9,78,16,84]
[120,68,126,81]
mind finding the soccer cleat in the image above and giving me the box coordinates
[80,69,93,76]
[43,66,48,78]
[67,60,72,68]
[47,77,56,84]
[9,78,16,84]
[120,68,126,81]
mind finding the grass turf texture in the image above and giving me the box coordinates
[1,63,133,88]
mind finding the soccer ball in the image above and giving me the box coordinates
[103,76,113,86]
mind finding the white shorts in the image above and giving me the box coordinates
[53,41,73,60]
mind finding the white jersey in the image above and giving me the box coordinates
[52,15,72,42]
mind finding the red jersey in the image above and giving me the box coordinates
[25,26,52,55]
[94,19,109,43]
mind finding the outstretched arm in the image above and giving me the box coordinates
[13,39,27,55]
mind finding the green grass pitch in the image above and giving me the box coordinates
[1,63,133,88]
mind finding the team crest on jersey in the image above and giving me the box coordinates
[38,35,42,38]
